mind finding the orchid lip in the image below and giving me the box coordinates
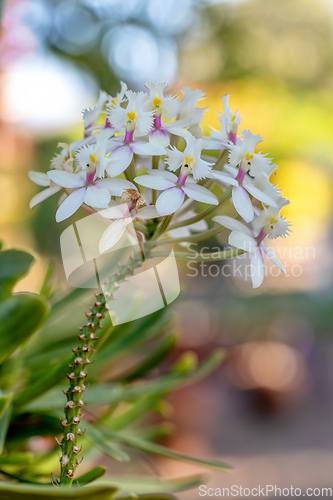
[176,171,188,187]
[235,165,246,184]
[124,129,134,144]
[229,131,237,145]
[154,114,162,129]
[255,228,267,245]
[85,171,95,185]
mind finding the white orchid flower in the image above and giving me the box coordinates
[213,215,286,288]
[208,94,241,149]
[75,138,111,179]
[107,90,154,137]
[148,117,192,148]
[166,135,213,180]
[252,197,291,240]
[28,171,62,209]
[229,130,273,178]
[105,137,165,178]
[144,81,179,120]
[99,189,160,253]
[29,143,74,208]
[134,169,218,217]
[212,166,278,223]
[47,170,134,222]
[178,86,206,125]
[83,90,109,136]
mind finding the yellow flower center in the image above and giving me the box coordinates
[111,99,116,106]
[127,111,136,122]
[269,216,278,226]
[245,152,254,161]
[184,155,194,166]
[230,114,236,122]
[153,96,162,107]
[89,153,97,164]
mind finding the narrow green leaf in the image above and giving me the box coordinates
[119,334,177,383]
[0,452,33,465]
[39,262,55,299]
[74,466,106,486]
[100,429,232,471]
[95,475,204,494]
[0,294,48,364]
[24,351,225,413]
[0,482,118,499]
[84,421,130,463]
[0,250,34,299]
[0,393,13,454]
[107,396,161,431]
[120,494,176,500]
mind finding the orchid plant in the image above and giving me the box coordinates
[29,81,291,486]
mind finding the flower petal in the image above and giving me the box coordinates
[243,182,278,207]
[212,171,238,187]
[156,187,185,216]
[149,129,170,147]
[28,171,50,187]
[149,169,179,182]
[84,186,111,208]
[96,177,134,195]
[134,174,175,190]
[212,215,250,234]
[250,247,265,288]
[47,170,85,189]
[261,244,286,274]
[30,186,61,208]
[182,183,218,205]
[106,146,133,177]
[100,204,127,220]
[99,218,128,254]
[55,188,86,222]
[131,141,165,156]
[232,186,254,223]
[228,230,257,252]
[136,205,160,219]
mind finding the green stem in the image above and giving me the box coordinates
[125,158,136,183]
[152,248,245,261]
[150,214,173,241]
[151,156,160,204]
[58,254,144,486]
[154,223,227,245]
[168,186,233,231]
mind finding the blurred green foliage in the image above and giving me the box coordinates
[0,246,229,497]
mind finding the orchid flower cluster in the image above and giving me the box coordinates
[29,82,291,288]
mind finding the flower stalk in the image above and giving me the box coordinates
[59,254,144,485]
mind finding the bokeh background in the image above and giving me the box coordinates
[1,0,333,497]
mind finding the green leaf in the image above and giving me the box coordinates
[0,392,13,454]
[96,475,203,494]
[0,250,34,299]
[84,421,130,463]
[119,334,177,383]
[74,467,106,486]
[120,495,176,500]
[99,429,232,471]
[0,482,118,499]
[39,262,55,299]
[0,294,48,364]
[0,452,33,466]
[23,351,225,413]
